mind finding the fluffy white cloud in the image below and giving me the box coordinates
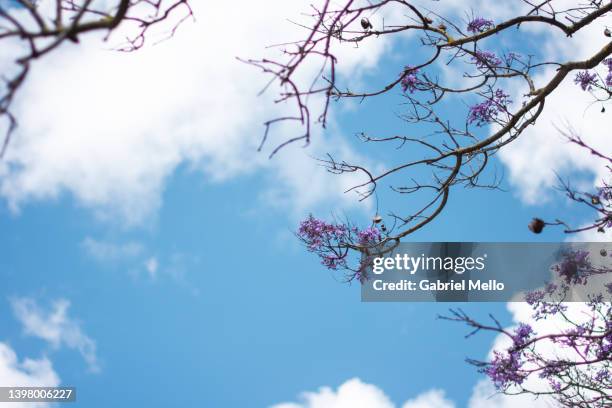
[271,379,455,408]
[401,389,455,408]
[272,289,610,408]
[0,342,60,408]
[467,378,550,408]
[271,378,396,408]
[11,298,99,372]
[496,15,610,207]
[0,0,389,225]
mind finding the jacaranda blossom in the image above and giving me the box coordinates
[400,66,420,93]
[357,226,381,245]
[603,58,612,87]
[553,250,590,285]
[485,350,526,389]
[574,71,598,91]
[467,17,494,33]
[472,50,501,68]
[468,89,511,126]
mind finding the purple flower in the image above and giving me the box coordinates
[401,66,420,93]
[485,351,526,389]
[574,71,598,91]
[472,50,502,68]
[357,226,381,245]
[594,369,610,382]
[539,362,565,379]
[603,58,612,87]
[598,186,612,201]
[467,17,494,33]
[468,89,511,126]
[321,254,346,270]
[298,215,348,252]
[525,290,544,305]
[553,250,591,285]
[549,380,562,392]
[597,326,612,359]
[512,323,533,347]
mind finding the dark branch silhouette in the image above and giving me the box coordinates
[249,0,611,256]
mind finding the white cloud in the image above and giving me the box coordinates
[0,0,388,225]
[0,342,60,408]
[144,257,159,279]
[468,296,610,407]
[401,389,455,408]
[81,236,144,261]
[272,294,609,408]
[271,378,456,408]
[11,298,99,373]
[467,378,550,408]
[496,16,610,207]
[270,378,395,408]
[568,227,612,242]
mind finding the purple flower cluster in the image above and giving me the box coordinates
[468,89,511,126]
[604,58,612,87]
[485,351,526,389]
[297,216,382,271]
[467,17,494,33]
[539,362,565,379]
[401,67,420,93]
[558,325,588,348]
[594,369,610,382]
[598,186,612,201]
[548,379,562,392]
[525,283,557,306]
[525,290,545,305]
[552,250,590,285]
[321,254,346,270]
[472,50,501,68]
[357,226,381,245]
[596,321,612,359]
[574,71,598,91]
[298,215,347,252]
[512,323,533,347]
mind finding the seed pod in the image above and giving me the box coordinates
[361,18,372,30]
[528,218,545,234]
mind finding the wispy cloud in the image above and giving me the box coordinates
[11,297,100,373]
[81,236,144,262]
[144,257,159,280]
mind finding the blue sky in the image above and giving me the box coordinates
[0,1,609,407]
